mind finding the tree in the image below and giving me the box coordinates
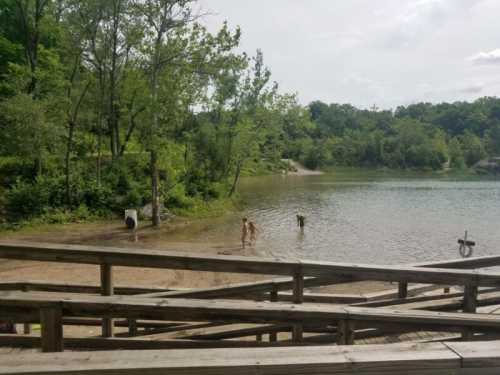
[135,0,202,226]
[448,137,465,169]
[486,123,500,156]
[0,94,57,174]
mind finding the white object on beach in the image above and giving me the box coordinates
[124,209,138,230]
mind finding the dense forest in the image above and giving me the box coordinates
[0,0,499,226]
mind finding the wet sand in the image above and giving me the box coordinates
[0,220,394,341]
[0,220,391,295]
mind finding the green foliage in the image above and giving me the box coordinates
[0,94,58,164]
[1,0,500,227]
[5,176,65,220]
[294,99,500,172]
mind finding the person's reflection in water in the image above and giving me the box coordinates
[297,229,305,241]
[129,230,139,242]
[296,226,306,253]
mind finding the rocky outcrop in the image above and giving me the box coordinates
[474,157,500,174]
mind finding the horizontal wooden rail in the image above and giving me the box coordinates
[0,241,299,276]
[0,341,499,374]
[0,281,169,295]
[413,255,500,269]
[2,292,500,330]
[0,334,307,350]
[1,241,499,287]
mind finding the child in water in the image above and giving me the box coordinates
[296,214,305,229]
[248,221,259,246]
[241,217,249,249]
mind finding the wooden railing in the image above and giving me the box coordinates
[2,291,500,352]
[2,241,500,353]
[1,341,499,374]
[1,241,500,310]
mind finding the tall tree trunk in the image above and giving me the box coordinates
[108,0,122,159]
[150,149,160,226]
[229,159,242,197]
[149,25,163,227]
[97,118,102,187]
[96,70,105,186]
[65,121,75,206]
[34,157,42,177]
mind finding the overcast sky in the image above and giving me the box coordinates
[197,0,500,109]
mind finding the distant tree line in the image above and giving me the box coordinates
[290,99,500,171]
[0,0,499,225]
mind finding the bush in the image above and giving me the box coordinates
[165,184,194,209]
[5,176,65,221]
[81,182,114,212]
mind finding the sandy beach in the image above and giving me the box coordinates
[0,220,394,341]
[0,220,391,295]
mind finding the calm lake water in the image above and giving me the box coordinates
[171,171,500,265]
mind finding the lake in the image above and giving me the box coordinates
[168,171,500,265]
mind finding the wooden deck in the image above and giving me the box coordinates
[2,241,500,373]
[1,341,500,374]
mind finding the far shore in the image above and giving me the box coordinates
[282,159,324,176]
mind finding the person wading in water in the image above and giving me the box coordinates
[248,221,259,246]
[296,214,305,230]
[241,217,249,249]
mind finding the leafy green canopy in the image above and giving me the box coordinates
[0,0,499,225]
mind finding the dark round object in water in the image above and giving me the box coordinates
[459,244,473,258]
[125,216,136,229]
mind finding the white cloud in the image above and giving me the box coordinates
[459,84,484,94]
[467,49,500,65]
[197,0,500,109]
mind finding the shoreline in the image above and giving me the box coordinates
[282,159,324,176]
[0,219,392,296]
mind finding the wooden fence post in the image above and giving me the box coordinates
[292,269,304,342]
[462,284,478,340]
[463,284,478,313]
[269,288,278,342]
[398,282,408,299]
[40,307,63,352]
[100,264,114,337]
[128,319,138,337]
[346,320,356,345]
[292,324,303,342]
[337,319,347,345]
[293,270,304,304]
[337,320,355,345]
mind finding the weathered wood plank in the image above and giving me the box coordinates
[181,324,291,341]
[2,292,500,331]
[115,322,231,339]
[2,241,500,287]
[100,264,114,338]
[398,282,408,299]
[0,281,168,295]
[0,342,464,374]
[446,341,500,369]
[138,276,353,300]
[363,284,446,302]
[413,255,500,270]
[463,285,479,313]
[0,241,299,276]
[0,334,313,350]
[378,289,500,312]
[39,307,63,353]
